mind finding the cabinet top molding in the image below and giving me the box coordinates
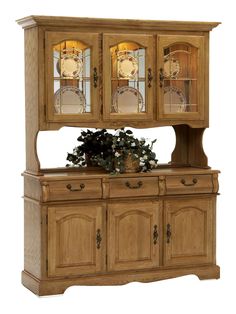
[16,15,220,31]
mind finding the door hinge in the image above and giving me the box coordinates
[44,104,46,117]
[106,210,108,221]
[106,254,108,265]
[46,259,48,271]
[46,214,48,225]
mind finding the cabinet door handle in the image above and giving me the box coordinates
[159,68,164,87]
[96,229,102,249]
[125,181,143,189]
[148,68,153,88]
[166,224,171,243]
[66,183,85,192]
[153,225,158,245]
[93,67,98,88]
[180,178,198,186]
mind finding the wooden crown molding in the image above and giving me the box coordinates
[16,15,221,31]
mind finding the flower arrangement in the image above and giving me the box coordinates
[66,128,158,174]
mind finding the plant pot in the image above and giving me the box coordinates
[124,153,140,173]
[85,154,99,167]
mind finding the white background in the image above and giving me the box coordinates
[0,0,235,312]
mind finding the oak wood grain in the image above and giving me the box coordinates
[22,264,220,296]
[109,177,159,198]
[108,200,161,271]
[19,17,220,296]
[48,202,106,277]
[164,196,215,266]
[17,16,220,31]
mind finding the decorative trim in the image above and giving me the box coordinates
[16,16,221,31]
[22,264,220,296]
[159,176,166,195]
[212,174,219,193]
[41,182,49,202]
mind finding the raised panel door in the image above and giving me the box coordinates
[48,202,105,277]
[164,196,215,266]
[108,200,161,271]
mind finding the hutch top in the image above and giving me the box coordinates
[17,16,220,173]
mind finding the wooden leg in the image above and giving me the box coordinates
[196,265,220,280]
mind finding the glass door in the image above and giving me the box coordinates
[158,35,205,120]
[103,34,154,121]
[45,32,100,122]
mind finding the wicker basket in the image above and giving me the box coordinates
[124,153,140,173]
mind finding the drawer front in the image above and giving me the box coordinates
[109,177,159,198]
[165,175,213,195]
[45,179,102,201]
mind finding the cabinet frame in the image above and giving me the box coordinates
[18,16,220,296]
[157,35,205,121]
[45,31,100,123]
[103,33,154,121]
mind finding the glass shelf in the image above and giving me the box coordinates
[164,78,197,81]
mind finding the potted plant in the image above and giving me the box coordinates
[66,128,158,174]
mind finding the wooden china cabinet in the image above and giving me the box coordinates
[17,16,220,296]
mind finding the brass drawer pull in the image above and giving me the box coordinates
[153,225,158,245]
[167,224,171,243]
[159,68,164,87]
[96,229,102,249]
[148,68,153,88]
[93,67,98,88]
[180,178,198,186]
[66,183,85,192]
[125,181,143,189]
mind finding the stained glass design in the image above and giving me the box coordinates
[110,42,146,114]
[163,44,198,114]
[53,41,91,114]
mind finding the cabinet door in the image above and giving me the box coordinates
[108,200,161,271]
[103,33,154,121]
[157,35,205,121]
[45,32,100,122]
[48,203,105,277]
[164,196,215,266]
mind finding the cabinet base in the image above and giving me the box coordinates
[22,264,220,296]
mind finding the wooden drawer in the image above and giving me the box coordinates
[43,179,102,201]
[109,177,159,198]
[165,174,213,195]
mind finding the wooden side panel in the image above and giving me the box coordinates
[48,202,106,277]
[164,196,215,266]
[108,200,161,271]
[171,125,208,168]
[24,175,42,200]
[24,27,40,173]
[24,199,42,278]
[188,127,208,167]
